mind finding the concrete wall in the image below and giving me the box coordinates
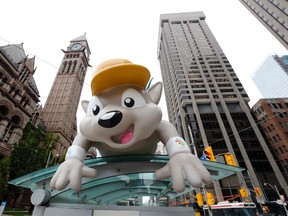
[39,205,195,216]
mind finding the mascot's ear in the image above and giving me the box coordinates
[148,82,163,104]
[81,100,89,113]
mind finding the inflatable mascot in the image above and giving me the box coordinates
[50,58,212,193]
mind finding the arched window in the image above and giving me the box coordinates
[62,61,67,74]
[2,115,21,143]
[0,105,9,116]
[31,112,39,125]
[2,123,14,142]
[67,61,72,74]
[19,66,30,83]
[72,60,77,73]
[11,115,21,125]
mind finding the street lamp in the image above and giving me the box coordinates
[264,182,288,216]
[45,152,60,168]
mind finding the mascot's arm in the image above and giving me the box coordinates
[155,120,212,192]
[50,133,97,192]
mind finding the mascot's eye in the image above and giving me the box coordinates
[121,88,146,108]
[124,97,135,108]
[92,105,100,115]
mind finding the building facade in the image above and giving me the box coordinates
[0,43,41,158]
[252,98,288,177]
[252,54,288,98]
[157,11,288,202]
[239,0,288,50]
[41,34,91,158]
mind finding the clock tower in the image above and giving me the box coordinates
[41,34,91,157]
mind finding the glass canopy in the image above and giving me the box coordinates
[9,154,245,206]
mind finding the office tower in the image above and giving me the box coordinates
[239,0,288,50]
[252,98,288,178]
[0,43,41,158]
[157,11,288,202]
[41,34,91,157]
[252,55,288,98]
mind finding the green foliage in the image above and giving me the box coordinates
[9,122,59,180]
[0,157,10,199]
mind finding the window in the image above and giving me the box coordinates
[2,122,14,142]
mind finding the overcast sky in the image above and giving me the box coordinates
[1,0,286,123]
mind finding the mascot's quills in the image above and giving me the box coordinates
[50,58,212,192]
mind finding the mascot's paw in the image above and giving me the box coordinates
[155,153,212,192]
[50,158,97,192]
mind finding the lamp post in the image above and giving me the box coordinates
[45,152,59,168]
[264,182,288,215]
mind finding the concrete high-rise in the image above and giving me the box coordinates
[41,34,91,157]
[251,55,288,98]
[157,11,288,202]
[239,0,288,50]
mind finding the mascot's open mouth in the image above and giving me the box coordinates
[112,125,134,144]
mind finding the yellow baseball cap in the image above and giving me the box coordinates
[91,58,151,95]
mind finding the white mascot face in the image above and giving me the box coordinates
[79,85,162,149]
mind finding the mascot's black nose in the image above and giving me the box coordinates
[98,111,123,128]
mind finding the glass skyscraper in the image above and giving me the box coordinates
[252,55,288,98]
[157,11,288,202]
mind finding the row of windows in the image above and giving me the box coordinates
[65,53,80,59]
[273,111,288,119]
[61,60,77,74]
[1,83,30,109]
[265,124,275,132]
[281,158,288,166]
[269,102,286,109]
[19,66,30,83]
[272,134,281,142]
[250,1,287,41]
[273,144,288,155]
[254,101,288,117]
[0,104,23,143]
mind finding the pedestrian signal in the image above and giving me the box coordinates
[254,187,262,196]
[204,146,215,161]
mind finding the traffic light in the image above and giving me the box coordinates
[239,188,248,198]
[204,146,215,161]
[254,187,262,196]
[224,153,237,166]
[196,193,204,207]
[206,192,215,206]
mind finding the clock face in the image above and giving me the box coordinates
[71,43,82,51]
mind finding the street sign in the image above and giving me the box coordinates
[0,201,7,215]
[256,196,265,204]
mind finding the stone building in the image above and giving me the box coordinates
[0,43,41,158]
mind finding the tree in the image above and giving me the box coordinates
[9,121,59,180]
[0,157,10,201]
[3,121,59,208]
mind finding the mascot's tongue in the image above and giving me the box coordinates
[120,131,133,144]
